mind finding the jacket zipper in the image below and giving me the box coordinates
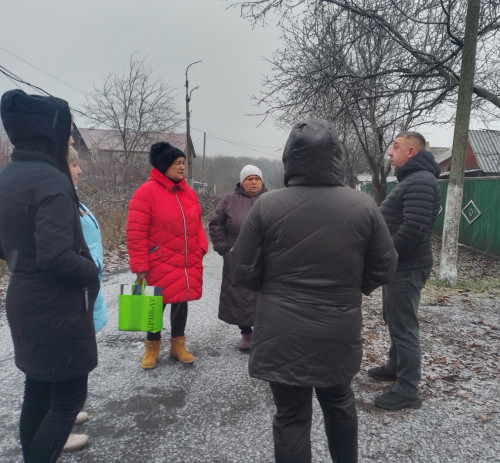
[78,247,90,311]
[173,186,190,300]
[84,287,89,312]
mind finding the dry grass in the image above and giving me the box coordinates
[0,260,7,280]
[93,206,128,250]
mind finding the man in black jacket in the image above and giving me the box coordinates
[368,131,441,410]
[230,119,397,463]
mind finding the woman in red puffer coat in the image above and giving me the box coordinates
[127,142,207,369]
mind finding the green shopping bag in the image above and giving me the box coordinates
[118,279,163,332]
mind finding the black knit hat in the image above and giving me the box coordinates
[149,141,185,173]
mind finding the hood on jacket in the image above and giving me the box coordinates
[396,149,441,181]
[283,119,344,187]
[1,89,72,170]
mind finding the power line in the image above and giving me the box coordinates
[0,47,283,157]
[0,65,87,118]
[0,63,282,157]
[0,65,52,96]
[191,126,282,158]
[0,45,87,95]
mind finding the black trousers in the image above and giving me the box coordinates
[20,374,88,463]
[147,302,188,340]
[269,381,358,463]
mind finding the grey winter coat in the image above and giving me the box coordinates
[230,119,397,387]
[209,183,267,326]
[380,150,441,271]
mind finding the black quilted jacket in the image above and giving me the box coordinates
[380,150,441,271]
[230,119,397,387]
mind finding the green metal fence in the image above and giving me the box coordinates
[360,177,500,257]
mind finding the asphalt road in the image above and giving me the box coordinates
[0,248,280,463]
[0,246,498,462]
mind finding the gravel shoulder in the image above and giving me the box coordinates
[356,238,500,462]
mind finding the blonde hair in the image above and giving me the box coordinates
[68,145,79,163]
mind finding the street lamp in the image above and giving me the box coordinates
[185,60,201,187]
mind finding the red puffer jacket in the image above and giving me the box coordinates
[127,168,208,303]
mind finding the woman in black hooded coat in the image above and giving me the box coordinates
[230,119,397,463]
[0,89,99,463]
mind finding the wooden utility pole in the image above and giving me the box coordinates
[185,60,201,187]
[437,0,480,284]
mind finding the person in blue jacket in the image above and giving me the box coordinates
[68,146,107,333]
[62,146,108,452]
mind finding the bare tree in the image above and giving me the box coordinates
[233,0,499,201]
[337,126,370,189]
[244,5,434,201]
[82,55,182,163]
[193,155,283,195]
[234,0,500,115]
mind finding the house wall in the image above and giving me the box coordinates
[439,142,480,171]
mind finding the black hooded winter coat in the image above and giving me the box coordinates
[380,150,441,271]
[0,89,99,382]
[230,119,397,387]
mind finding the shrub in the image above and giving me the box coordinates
[0,260,7,280]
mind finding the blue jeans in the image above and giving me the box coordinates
[382,268,430,398]
[269,381,358,463]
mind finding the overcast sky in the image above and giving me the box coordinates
[0,0,492,161]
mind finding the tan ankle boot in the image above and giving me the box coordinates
[169,336,194,363]
[141,340,161,369]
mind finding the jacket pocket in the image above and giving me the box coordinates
[84,287,89,312]
[148,245,161,261]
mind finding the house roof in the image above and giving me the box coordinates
[429,146,450,158]
[434,148,452,164]
[469,130,500,174]
[433,130,500,174]
[77,128,187,153]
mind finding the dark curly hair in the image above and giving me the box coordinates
[149,141,185,173]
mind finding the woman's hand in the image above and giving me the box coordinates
[136,272,147,282]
